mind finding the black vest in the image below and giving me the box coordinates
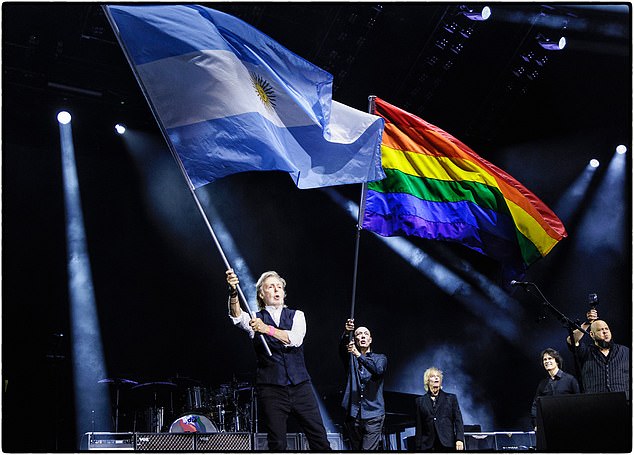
[254,307,311,386]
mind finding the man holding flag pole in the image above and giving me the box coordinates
[105,4,387,448]
[226,269,331,451]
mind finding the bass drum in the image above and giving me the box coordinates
[169,413,217,433]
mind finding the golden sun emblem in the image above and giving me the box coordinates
[250,72,277,110]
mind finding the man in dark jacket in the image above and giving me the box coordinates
[530,348,579,428]
[226,269,330,451]
[415,367,464,451]
[339,319,387,450]
[567,308,629,397]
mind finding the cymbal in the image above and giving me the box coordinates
[220,382,251,391]
[98,378,138,385]
[170,376,202,387]
[131,381,177,391]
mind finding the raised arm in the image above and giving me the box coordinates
[226,268,241,318]
[566,308,598,346]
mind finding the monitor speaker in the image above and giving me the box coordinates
[536,391,631,452]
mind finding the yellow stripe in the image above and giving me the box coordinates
[382,145,498,187]
[382,145,557,255]
[507,199,559,256]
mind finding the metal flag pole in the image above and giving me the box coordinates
[348,95,377,324]
[344,95,377,418]
[102,6,271,355]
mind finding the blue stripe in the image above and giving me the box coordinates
[109,5,234,64]
[168,113,384,189]
[363,190,517,241]
[362,190,523,264]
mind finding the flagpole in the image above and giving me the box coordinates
[343,96,377,416]
[103,6,272,355]
[348,95,376,323]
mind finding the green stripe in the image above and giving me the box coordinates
[369,168,509,214]
[369,168,544,265]
[517,231,543,264]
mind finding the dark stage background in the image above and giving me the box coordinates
[2,2,632,452]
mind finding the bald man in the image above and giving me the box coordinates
[339,319,387,450]
[567,308,629,397]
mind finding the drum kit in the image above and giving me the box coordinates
[97,376,256,434]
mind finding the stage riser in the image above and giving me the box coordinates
[402,432,536,451]
[86,432,343,451]
[464,432,536,451]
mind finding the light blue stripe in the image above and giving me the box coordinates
[108,5,240,63]
[107,4,385,189]
[108,4,333,134]
[168,113,384,189]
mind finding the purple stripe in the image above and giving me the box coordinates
[363,190,516,240]
[362,190,521,262]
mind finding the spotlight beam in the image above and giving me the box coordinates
[322,188,524,345]
[58,115,111,444]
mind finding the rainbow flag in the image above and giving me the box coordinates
[362,98,567,272]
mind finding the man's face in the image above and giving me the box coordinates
[591,320,612,343]
[354,327,372,349]
[427,371,442,390]
[259,276,285,307]
[542,354,558,373]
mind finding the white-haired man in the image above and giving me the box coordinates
[414,367,464,451]
[226,268,330,451]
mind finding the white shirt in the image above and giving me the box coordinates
[229,302,306,347]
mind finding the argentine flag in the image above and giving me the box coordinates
[106,4,385,189]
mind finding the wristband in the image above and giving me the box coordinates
[268,325,275,336]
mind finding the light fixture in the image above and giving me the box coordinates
[459,5,491,21]
[57,110,72,125]
[114,123,126,135]
[589,159,600,168]
[616,145,627,154]
[537,34,566,51]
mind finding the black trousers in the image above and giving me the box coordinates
[344,414,385,450]
[258,382,331,451]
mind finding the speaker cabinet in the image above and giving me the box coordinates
[253,432,301,450]
[536,391,631,452]
[195,432,251,450]
[135,433,195,451]
[299,432,345,450]
[86,432,135,450]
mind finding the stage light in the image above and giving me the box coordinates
[460,5,491,21]
[590,159,600,168]
[114,123,126,135]
[57,114,110,442]
[616,144,627,154]
[537,34,566,50]
[57,110,72,124]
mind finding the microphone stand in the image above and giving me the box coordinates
[515,282,590,392]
